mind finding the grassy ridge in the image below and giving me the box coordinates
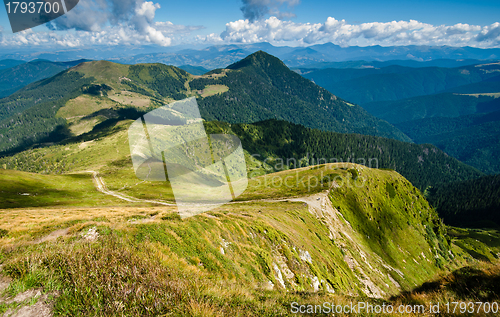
[0,159,497,315]
[0,163,474,315]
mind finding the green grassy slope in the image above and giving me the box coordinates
[0,169,125,209]
[0,123,497,315]
[129,164,455,296]
[1,161,498,316]
[0,163,457,297]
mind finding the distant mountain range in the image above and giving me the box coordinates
[1,42,500,69]
[295,59,500,70]
[300,62,500,105]
[297,60,500,175]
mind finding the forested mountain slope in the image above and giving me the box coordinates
[427,174,500,228]
[0,52,410,155]
[192,51,410,141]
[0,59,88,98]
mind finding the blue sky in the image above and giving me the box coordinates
[0,0,499,48]
[159,0,500,30]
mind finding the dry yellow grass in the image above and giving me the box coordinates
[0,206,177,247]
[56,95,119,119]
[107,90,153,108]
[200,85,229,97]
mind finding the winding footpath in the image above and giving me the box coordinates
[87,171,175,206]
[86,170,338,210]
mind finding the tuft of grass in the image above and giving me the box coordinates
[126,215,149,221]
[161,213,181,221]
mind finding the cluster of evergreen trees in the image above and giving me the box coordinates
[205,119,483,191]
[0,72,92,154]
[128,64,189,100]
[427,174,500,228]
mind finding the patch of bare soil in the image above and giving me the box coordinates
[0,279,56,317]
[33,229,69,244]
[2,292,54,317]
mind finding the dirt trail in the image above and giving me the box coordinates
[87,171,175,206]
[86,170,338,216]
[33,229,70,245]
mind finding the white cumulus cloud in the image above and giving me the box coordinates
[213,17,500,48]
[0,0,205,47]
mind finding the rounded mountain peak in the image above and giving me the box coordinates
[226,50,288,71]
